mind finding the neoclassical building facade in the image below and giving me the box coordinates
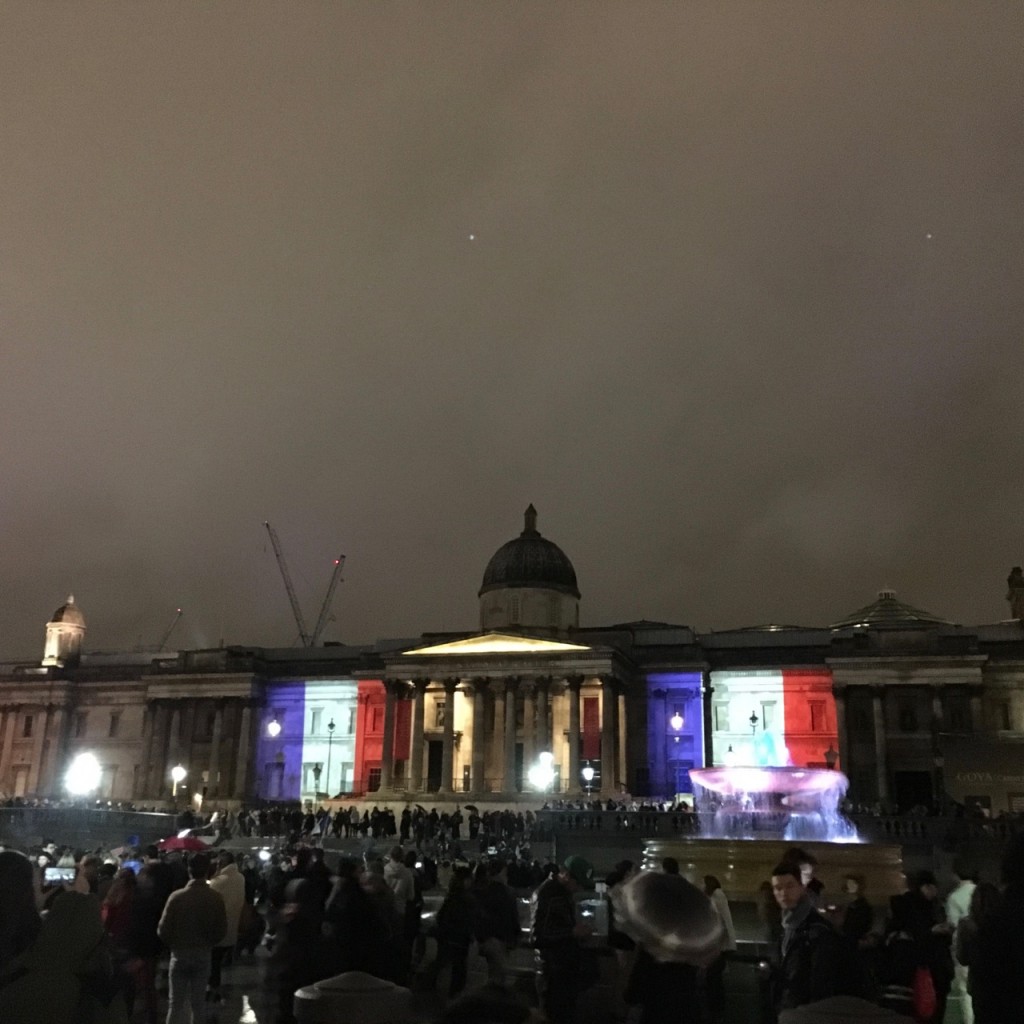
[1,508,1023,813]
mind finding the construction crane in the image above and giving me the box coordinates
[263,522,345,647]
[157,608,183,652]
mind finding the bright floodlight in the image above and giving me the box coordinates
[528,752,556,791]
[65,752,102,796]
[170,764,187,783]
[669,711,684,731]
[267,718,282,738]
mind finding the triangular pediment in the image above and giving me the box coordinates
[402,632,591,656]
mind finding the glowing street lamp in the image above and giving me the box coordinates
[528,751,556,793]
[581,763,595,797]
[65,752,102,797]
[170,764,187,797]
[669,710,684,732]
[267,717,282,738]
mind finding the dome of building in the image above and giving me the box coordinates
[49,594,85,627]
[830,589,952,629]
[479,505,580,598]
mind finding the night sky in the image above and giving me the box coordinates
[2,5,1022,658]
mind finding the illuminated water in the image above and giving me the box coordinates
[690,765,861,842]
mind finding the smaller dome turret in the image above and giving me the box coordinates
[43,594,86,667]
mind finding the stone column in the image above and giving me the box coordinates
[40,705,68,797]
[566,676,582,794]
[701,675,714,767]
[0,706,17,789]
[440,678,458,794]
[410,680,427,792]
[535,677,552,755]
[872,687,889,802]
[471,679,488,793]
[617,688,628,786]
[27,707,49,795]
[503,677,518,794]
[601,677,617,796]
[208,701,224,798]
[832,685,849,771]
[234,701,253,801]
[380,680,399,791]
[521,680,537,770]
[970,692,984,734]
[166,703,183,792]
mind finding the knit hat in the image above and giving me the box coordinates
[562,855,595,890]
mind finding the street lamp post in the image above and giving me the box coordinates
[581,762,595,797]
[326,718,336,799]
[749,710,760,735]
[824,745,839,770]
[170,764,186,799]
[312,762,322,799]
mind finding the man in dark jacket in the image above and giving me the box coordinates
[530,855,595,1024]
[472,860,521,985]
[771,861,844,1013]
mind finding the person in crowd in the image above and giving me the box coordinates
[770,861,844,1013]
[0,889,129,1024]
[102,868,139,1016]
[946,859,978,1020]
[839,874,874,948]
[404,849,427,966]
[384,845,416,977]
[131,845,177,1024]
[0,850,41,971]
[208,850,246,1004]
[625,942,701,1024]
[954,882,1001,1024]
[881,870,954,1022]
[606,860,638,1018]
[158,852,228,1024]
[471,859,521,987]
[324,857,386,975]
[662,856,680,875]
[530,855,595,1024]
[704,875,737,1023]
[433,865,476,999]
[78,852,104,895]
[783,848,824,908]
[968,832,1024,1024]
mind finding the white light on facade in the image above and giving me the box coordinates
[267,718,282,738]
[670,711,684,731]
[65,752,102,796]
[528,751,556,791]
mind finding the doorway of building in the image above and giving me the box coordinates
[894,770,933,812]
[426,740,443,792]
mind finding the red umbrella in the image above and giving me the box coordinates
[158,835,210,852]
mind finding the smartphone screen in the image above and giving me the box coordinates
[44,866,76,884]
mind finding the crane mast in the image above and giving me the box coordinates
[264,521,312,646]
[157,608,183,652]
[310,556,345,646]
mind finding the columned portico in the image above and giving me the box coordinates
[380,679,399,791]
[601,675,618,796]
[470,678,488,793]
[502,676,518,793]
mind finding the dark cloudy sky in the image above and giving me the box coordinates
[1,4,1022,657]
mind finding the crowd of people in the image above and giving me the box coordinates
[3,823,1024,1024]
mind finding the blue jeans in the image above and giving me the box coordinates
[167,948,211,1024]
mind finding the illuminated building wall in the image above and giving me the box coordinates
[255,679,359,801]
[646,672,705,796]
[708,669,839,769]
[354,681,411,794]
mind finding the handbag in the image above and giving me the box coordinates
[912,965,937,1022]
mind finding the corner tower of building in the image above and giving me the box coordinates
[478,505,580,634]
[42,594,86,667]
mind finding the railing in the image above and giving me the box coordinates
[533,809,1024,845]
[0,806,177,847]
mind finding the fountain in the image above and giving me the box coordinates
[643,764,905,905]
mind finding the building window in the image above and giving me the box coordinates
[371,706,384,733]
[22,715,33,739]
[761,703,776,730]
[310,709,323,736]
[509,597,520,623]
[108,712,121,738]
[713,704,729,732]
[810,702,826,733]
[434,700,446,729]
[74,713,88,739]
[347,708,356,734]
[898,701,918,733]
[367,766,382,792]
